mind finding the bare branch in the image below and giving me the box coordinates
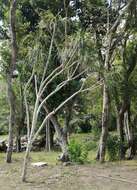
[39,60,78,97]
[34,74,38,97]
[32,80,103,142]
[24,69,35,138]
[40,23,56,84]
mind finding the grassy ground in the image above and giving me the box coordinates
[1,151,137,190]
[1,133,137,189]
[0,151,59,164]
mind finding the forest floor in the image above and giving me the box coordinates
[1,152,137,190]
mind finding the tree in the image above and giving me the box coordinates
[6,0,17,163]
[21,28,102,181]
[77,0,135,162]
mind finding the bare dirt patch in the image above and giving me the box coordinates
[1,160,137,190]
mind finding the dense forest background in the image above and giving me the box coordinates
[0,0,137,184]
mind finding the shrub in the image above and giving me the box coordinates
[68,139,88,164]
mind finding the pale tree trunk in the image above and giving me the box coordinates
[124,111,130,146]
[97,83,110,162]
[124,109,136,159]
[6,0,17,163]
[96,32,111,162]
[22,141,32,182]
[96,11,111,162]
[116,100,135,159]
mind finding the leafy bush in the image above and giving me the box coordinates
[68,139,88,164]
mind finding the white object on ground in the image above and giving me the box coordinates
[31,162,48,167]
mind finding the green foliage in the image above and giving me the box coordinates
[85,141,97,151]
[68,139,88,164]
[0,0,137,166]
[0,80,9,135]
[107,135,120,161]
[92,126,101,140]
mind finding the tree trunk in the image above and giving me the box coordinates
[16,127,21,152]
[63,104,72,144]
[16,81,25,152]
[45,119,51,151]
[6,0,17,163]
[43,103,69,162]
[96,28,111,162]
[50,125,55,149]
[124,110,136,159]
[50,115,69,162]
[6,75,15,162]
[22,140,31,182]
[98,82,110,162]
[117,112,125,159]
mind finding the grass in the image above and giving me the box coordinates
[0,151,60,165]
[1,151,137,190]
[1,132,137,166]
[0,134,8,141]
[70,133,93,142]
[1,133,137,190]
[0,132,98,163]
